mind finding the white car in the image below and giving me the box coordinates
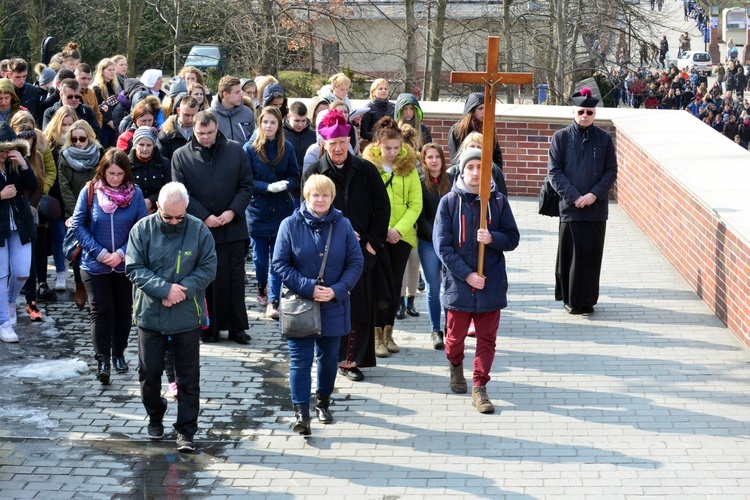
[675,51,713,75]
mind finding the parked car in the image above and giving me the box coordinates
[675,51,713,75]
[184,45,228,76]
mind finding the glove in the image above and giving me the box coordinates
[267,181,289,193]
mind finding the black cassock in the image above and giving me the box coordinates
[555,220,606,308]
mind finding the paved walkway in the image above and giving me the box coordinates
[1,198,749,499]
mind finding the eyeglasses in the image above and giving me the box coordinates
[64,94,82,100]
[106,172,125,178]
[18,130,35,139]
[159,209,186,221]
[577,109,595,116]
[70,136,87,144]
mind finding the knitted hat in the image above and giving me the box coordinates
[167,76,187,97]
[133,126,156,146]
[317,109,351,140]
[140,69,162,89]
[459,147,482,173]
[37,67,56,86]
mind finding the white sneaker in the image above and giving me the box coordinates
[55,272,68,291]
[8,303,16,326]
[0,322,18,343]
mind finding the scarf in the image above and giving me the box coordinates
[95,180,135,214]
[62,143,100,172]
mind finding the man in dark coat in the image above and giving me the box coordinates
[301,109,390,382]
[8,59,44,125]
[42,79,101,138]
[172,110,254,344]
[548,87,618,315]
[158,96,198,160]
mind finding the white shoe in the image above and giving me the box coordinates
[8,303,16,326]
[0,322,18,343]
[55,272,68,291]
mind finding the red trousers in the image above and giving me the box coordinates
[445,309,501,387]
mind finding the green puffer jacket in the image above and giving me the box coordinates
[125,213,217,334]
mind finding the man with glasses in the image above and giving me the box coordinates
[42,78,101,138]
[171,111,254,344]
[126,182,217,453]
[547,87,618,315]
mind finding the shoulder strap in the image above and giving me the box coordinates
[85,181,95,227]
[317,225,334,284]
[446,191,457,218]
[384,172,395,190]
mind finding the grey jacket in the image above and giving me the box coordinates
[209,99,255,143]
[126,213,217,334]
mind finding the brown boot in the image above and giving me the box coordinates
[374,327,389,358]
[74,283,87,310]
[449,362,467,394]
[471,386,495,413]
[384,325,399,353]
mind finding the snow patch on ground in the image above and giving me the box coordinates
[7,358,89,381]
[0,406,58,429]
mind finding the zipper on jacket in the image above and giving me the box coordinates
[110,212,116,272]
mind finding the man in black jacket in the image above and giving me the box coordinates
[158,96,198,160]
[548,88,617,315]
[283,101,316,200]
[302,109,390,381]
[42,79,101,139]
[8,59,43,125]
[172,111,254,344]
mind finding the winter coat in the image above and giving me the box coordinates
[0,140,38,246]
[81,88,103,127]
[272,203,364,337]
[128,148,171,209]
[548,121,618,223]
[394,93,433,147]
[282,117,316,172]
[208,99,255,144]
[42,101,102,139]
[171,133,254,245]
[433,176,519,312]
[362,143,422,248]
[359,98,395,141]
[243,137,300,238]
[157,115,190,160]
[71,183,148,274]
[12,82,43,125]
[126,212,217,335]
[447,92,504,167]
[302,152,390,274]
[58,146,103,218]
[93,81,119,130]
[0,79,22,122]
[416,170,448,242]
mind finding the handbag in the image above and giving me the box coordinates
[538,177,560,217]
[62,182,95,261]
[280,226,334,339]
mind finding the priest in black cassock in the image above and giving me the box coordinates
[548,87,617,315]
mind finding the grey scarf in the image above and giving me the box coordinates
[61,143,100,172]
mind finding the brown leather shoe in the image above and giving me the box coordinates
[74,283,87,310]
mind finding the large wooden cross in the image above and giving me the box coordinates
[451,36,532,276]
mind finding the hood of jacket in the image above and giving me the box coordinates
[161,114,181,136]
[362,142,417,177]
[262,83,286,107]
[0,79,21,115]
[394,93,422,122]
[463,92,484,116]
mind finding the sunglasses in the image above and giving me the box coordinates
[64,94,82,100]
[18,130,35,139]
[70,136,87,144]
[577,109,595,116]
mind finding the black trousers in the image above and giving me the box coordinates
[80,270,133,359]
[377,239,412,326]
[205,240,248,337]
[22,226,47,302]
[555,221,607,308]
[138,327,200,437]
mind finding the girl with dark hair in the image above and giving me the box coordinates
[243,106,300,319]
[361,116,422,357]
[447,92,504,168]
[71,148,147,384]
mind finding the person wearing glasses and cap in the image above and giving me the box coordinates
[548,87,617,316]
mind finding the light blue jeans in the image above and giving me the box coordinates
[417,238,443,333]
[250,235,281,303]
[0,231,31,324]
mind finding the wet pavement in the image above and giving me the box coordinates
[2,197,750,498]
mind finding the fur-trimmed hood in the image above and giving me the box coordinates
[362,142,417,177]
[161,114,180,136]
[0,138,30,156]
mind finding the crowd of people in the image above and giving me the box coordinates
[0,43,617,451]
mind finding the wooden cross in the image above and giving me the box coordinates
[450,36,532,276]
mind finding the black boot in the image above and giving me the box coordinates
[406,296,420,317]
[293,404,311,435]
[112,355,129,373]
[96,355,110,385]
[395,297,407,320]
[315,393,333,424]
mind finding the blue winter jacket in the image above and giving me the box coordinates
[433,177,520,312]
[71,183,148,275]
[243,137,300,238]
[272,203,364,337]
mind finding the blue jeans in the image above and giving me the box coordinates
[287,335,340,406]
[49,218,67,272]
[0,231,31,324]
[417,238,443,333]
[250,235,281,302]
